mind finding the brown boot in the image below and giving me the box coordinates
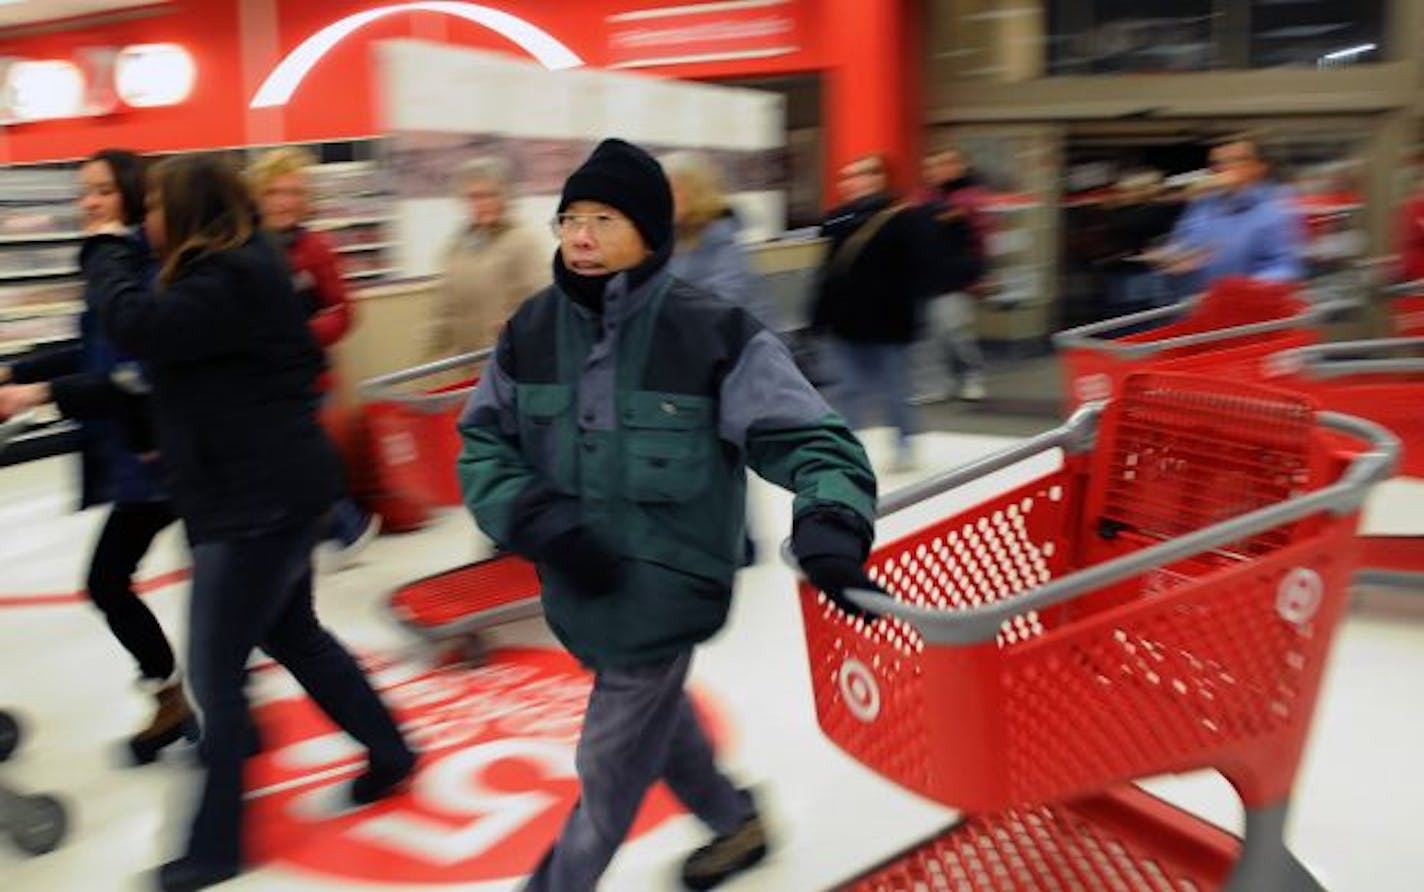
[129,676,200,765]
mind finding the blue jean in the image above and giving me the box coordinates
[183,515,409,868]
[522,651,752,892]
[326,496,371,546]
[826,339,916,453]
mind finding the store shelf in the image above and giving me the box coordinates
[0,300,82,321]
[0,267,80,282]
[344,268,397,281]
[334,242,395,254]
[312,215,394,231]
[0,231,83,245]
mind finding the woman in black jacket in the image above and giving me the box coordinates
[0,149,193,763]
[80,154,414,892]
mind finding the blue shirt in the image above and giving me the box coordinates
[1168,183,1305,284]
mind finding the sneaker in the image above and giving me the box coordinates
[350,749,417,805]
[957,376,987,402]
[321,513,382,574]
[681,812,769,891]
[909,387,951,406]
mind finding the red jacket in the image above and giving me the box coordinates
[1398,195,1424,282]
[283,227,353,392]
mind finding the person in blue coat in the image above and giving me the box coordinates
[0,149,193,764]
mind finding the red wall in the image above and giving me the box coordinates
[0,1,921,204]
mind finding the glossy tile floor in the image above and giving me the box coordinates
[1,429,1422,891]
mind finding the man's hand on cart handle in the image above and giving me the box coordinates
[799,555,884,623]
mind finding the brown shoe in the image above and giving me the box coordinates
[681,811,769,890]
[130,677,200,765]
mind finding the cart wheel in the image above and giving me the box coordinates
[0,711,19,762]
[454,632,489,667]
[11,794,67,855]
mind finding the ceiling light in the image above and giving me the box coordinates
[115,43,196,107]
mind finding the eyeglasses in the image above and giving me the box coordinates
[550,212,628,237]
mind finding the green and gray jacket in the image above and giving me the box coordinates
[458,261,876,670]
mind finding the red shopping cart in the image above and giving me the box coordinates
[1053,277,1342,413]
[359,350,490,531]
[1380,279,1424,338]
[1263,337,1424,592]
[789,373,1397,891]
[387,553,544,664]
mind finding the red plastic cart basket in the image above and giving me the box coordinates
[1380,279,1424,338]
[788,373,1397,892]
[387,553,544,663]
[359,350,490,530]
[1053,277,1341,413]
[1263,337,1424,591]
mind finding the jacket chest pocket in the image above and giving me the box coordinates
[516,383,572,480]
[622,391,715,503]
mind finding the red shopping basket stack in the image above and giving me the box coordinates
[1054,277,1333,413]
[360,351,489,531]
[797,373,1398,892]
[1264,337,1424,590]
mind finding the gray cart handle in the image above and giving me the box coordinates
[1271,337,1424,379]
[783,406,1398,645]
[358,349,493,413]
[1380,278,1424,297]
[1052,294,1353,360]
[0,410,36,453]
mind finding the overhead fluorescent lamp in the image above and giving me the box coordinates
[5,59,86,121]
[1321,43,1376,61]
[116,43,196,107]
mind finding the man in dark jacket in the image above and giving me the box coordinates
[458,139,880,892]
[812,153,938,471]
[915,147,992,403]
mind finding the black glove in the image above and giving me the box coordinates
[792,508,882,622]
[799,554,882,622]
[540,526,624,598]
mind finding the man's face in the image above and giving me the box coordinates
[463,177,505,228]
[923,151,964,187]
[1210,142,1264,193]
[556,199,650,275]
[838,158,887,203]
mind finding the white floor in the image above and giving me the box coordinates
[1,429,1422,892]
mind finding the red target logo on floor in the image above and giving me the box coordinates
[244,647,729,884]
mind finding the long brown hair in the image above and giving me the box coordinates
[150,154,255,285]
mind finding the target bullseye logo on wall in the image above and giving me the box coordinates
[244,647,729,884]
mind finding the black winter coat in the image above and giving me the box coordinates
[80,233,343,543]
[812,193,939,344]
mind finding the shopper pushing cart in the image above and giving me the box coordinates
[458,138,882,892]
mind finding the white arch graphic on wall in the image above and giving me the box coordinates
[250,1,584,108]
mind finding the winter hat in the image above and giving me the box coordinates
[558,138,673,251]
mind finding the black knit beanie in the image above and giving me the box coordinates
[558,138,672,251]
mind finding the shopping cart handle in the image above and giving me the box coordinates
[786,410,1399,645]
[0,409,37,453]
[1271,337,1424,379]
[1053,296,1347,360]
[359,349,493,401]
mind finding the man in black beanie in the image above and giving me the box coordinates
[458,138,881,891]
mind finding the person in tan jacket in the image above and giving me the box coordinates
[428,157,550,357]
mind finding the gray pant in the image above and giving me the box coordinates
[913,292,986,396]
[522,650,752,892]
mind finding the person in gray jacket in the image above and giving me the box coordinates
[664,150,781,330]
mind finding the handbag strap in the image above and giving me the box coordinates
[829,203,907,278]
